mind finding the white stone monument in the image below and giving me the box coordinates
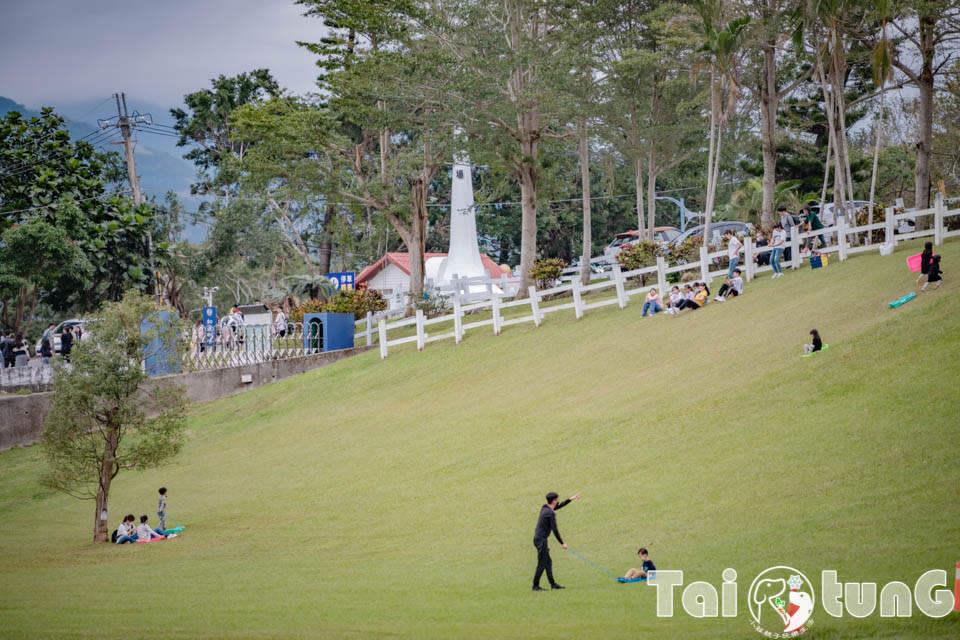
[425,153,491,289]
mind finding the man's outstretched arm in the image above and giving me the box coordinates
[554,492,580,510]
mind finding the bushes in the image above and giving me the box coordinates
[616,240,663,285]
[289,289,388,322]
[530,258,567,289]
[320,289,388,320]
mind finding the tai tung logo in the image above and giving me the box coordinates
[748,566,815,636]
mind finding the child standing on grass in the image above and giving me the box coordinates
[921,255,943,291]
[803,329,822,355]
[916,242,934,286]
[157,487,167,531]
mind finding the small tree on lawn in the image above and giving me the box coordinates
[41,291,187,543]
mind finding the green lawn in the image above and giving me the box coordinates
[1,239,959,639]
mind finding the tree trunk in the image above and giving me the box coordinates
[318,204,335,276]
[93,429,118,543]
[516,145,538,298]
[703,70,720,246]
[820,127,832,211]
[634,156,645,238]
[578,118,592,286]
[647,155,657,237]
[410,180,429,302]
[868,89,884,224]
[914,15,935,210]
[759,34,778,228]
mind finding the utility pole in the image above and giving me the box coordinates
[112,93,143,204]
[99,93,160,301]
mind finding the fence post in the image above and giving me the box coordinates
[837,216,847,262]
[699,245,710,283]
[492,293,502,335]
[415,309,425,351]
[790,232,801,270]
[613,264,627,309]
[364,312,373,346]
[378,318,388,359]
[656,256,667,298]
[453,293,463,344]
[528,286,542,326]
[571,278,584,319]
[743,236,755,282]
[935,192,945,246]
[884,207,895,247]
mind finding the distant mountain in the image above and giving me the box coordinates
[1,96,207,242]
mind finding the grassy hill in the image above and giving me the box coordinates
[1,239,959,639]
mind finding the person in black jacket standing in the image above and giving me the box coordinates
[532,491,580,591]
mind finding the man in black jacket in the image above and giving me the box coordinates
[532,491,580,591]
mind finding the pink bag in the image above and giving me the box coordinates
[906,253,923,272]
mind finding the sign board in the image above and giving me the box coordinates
[327,272,355,291]
[202,306,218,346]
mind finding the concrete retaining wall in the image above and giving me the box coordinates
[0,346,371,451]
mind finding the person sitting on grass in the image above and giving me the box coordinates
[666,286,683,315]
[678,283,707,311]
[642,289,663,317]
[715,269,744,302]
[803,329,823,355]
[115,514,138,544]
[623,547,656,580]
[921,254,943,291]
[136,514,166,541]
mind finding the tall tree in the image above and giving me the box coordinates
[887,0,960,209]
[41,291,187,543]
[170,69,281,198]
[694,1,750,244]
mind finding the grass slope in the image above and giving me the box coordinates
[1,240,959,639]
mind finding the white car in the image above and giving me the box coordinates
[35,319,90,355]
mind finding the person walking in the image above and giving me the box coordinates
[12,333,29,367]
[60,325,74,362]
[532,491,580,591]
[1,332,13,368]
[40,332,53,365]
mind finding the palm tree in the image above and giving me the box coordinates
[693,1,751,246]
[868,0,894,224]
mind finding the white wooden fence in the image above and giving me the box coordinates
[365,194,958,359]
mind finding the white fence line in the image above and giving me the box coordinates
[374,194,958,359]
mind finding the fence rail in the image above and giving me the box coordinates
[373,194,959,359]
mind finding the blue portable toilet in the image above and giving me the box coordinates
[141,310,182,376]
[302,313,355,353]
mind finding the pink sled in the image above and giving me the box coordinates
[907,253,923,272]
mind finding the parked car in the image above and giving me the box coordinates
[812,201,915,234]
[669,221,752,249]
[35,319,90,355]
[603,226,681,260]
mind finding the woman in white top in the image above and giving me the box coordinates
[769,223,786,278]
[136,514,165,541]
[725,230,742,278]
[273,307,287,338]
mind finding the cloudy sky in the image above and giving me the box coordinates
[0,0,324,110]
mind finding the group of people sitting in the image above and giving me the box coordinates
[641,268,745,317]
[113,487,173,544]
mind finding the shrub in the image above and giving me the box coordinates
[530,258,567,290]
[288,299,326,324]
[322,289,388,320]
[616,240,663,284]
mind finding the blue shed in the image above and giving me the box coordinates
[302,313,355,353]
